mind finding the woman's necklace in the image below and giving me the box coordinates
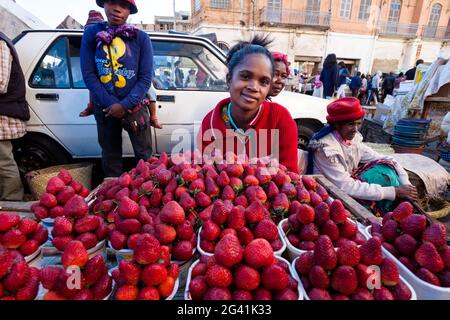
[227,103,253,145]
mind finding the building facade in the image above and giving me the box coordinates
[191,0,450,75]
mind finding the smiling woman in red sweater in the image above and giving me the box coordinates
[199,36,299,173]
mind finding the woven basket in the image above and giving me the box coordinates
[406,171,428,209]
[25,163,93,200]
[426,199,450,219]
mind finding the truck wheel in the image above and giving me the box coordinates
[12,135,72,175]
[297,126,315,150]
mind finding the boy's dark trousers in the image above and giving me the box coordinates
[94,106,152,177]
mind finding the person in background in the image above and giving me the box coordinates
[81,0,154,177]
[368,70,382,105]
[394,72,405,89]
[185,69,197,88]
[349,71,362,98]
[358,74,367,103]
[405,59,424,81]
[174,60,184,87]
[320,54,338,99]
[312,69,323,98]
[0,32,30,201]
[308,97,417,216]
[300,70,308,94]
[336,61,349,98]
[382,71,396,101]
[147,83,162,129]
[268,51,289,98]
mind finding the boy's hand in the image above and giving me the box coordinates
[104,103,126,118]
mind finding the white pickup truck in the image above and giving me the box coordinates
[12,30,328,174]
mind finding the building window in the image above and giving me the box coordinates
[428,3,442,28]
[267,0,282,23]
[358,0,371,20]
[306,0,321,24]
[388,0,401,23]
[195,0,201,12]
[210,0,229,9]
[340,0,352,19]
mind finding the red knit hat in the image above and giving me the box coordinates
[86,10,105,25]
[326,97,366,123]
[96,0,138,14]
[272,51,290,76]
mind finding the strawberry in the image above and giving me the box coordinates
[398,256,419,273]
[237,227,254,245]
[227,206,246,230]
[74,215,100,234]
[49,206,64,218]
[16,218,37,236]
[52,217,73,237]
[297,188,311,204]
[232,290,253,300]
[302,176,317,191]
[300,223,320,241]
[373,287,395,300]
[394,234,418,257]
[321,220,340,241]
[383,242,399,256]
[133,234,161,265]
[351,288,374,300]
[253,288,272,300]
[352,232,367,245]
[2,229,26,249]
[233,265,260,291]
[115,285,139,300]
[229,177,243,193]
[180,168,197,185]
[337,240,360,266]
[392,201,413,222]
[72,289,94,300]
[149,187,163,207]
[109,230,127,250]
[220,185,235,201]
[211,200,229,225]
[381,258,400,286]
[56,186,76,205]
[314,235,337,270]
[254,219,279,242]
[266,181,280,199]
[177,220,194,240]
[114,188,130,201]
[46,176,66,194]
[83,255,107,286]
[192,262,207,278]
[295,252,314,275]
[33,205,48,220]
[214,234,243,267]
[158,276,176,298]
[332,294,350,300]
[255,166,272,185]
[117,219,142,235]
[439,271,450,287]
[308,265,330,289]
[287,213,300,230]
[360,237,383,265]
[159,200,186,225]
[173,240,194,261]
[226,163,244,177]
[416,267,441,286]
[202,220,221,241]
[331,265,358,295]
[3,261,30,291]
[382,219,400,242]
[195,192,212,208]
[141,263,167,287]
[20,240,39,256]
[316,184,329,201]
[441,247,450,270]
[52,236,73,251]
[314,202,330,226]
[262,264,289,291]
[297,204,315,224]
[155,169,172,186]
[140,180,155,195]
[272,193,290,216]
[243,239,274,268]
[273,171,291,187]
[57,169,73,185]
[330,200,348,224]
[189,275,208,300]
[117,196,139,219]
[154,223,176,244]
[400,214,426,238]
[40,266,62,290]
[62,240,89,268]
[309,288,332,300]
[414,242,444,273]
[40,192,57,208]
[309,191,323,207]
[63,195,88,217]
[15,273,40,300]
[245,186,267,203]
[280,183,297,200]
[299,241,316,251]
[203,287,232,300]
[216,171,230,188]
[422,222,447,249]
[243,175,259,187]
[205,177,220,198]
[206,264,232,288]
[244,200,265,224]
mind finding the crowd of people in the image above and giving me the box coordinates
[0,0,420,215]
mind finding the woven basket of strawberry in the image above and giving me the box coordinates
[365,201,450,299]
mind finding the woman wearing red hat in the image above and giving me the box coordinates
[269,52,289,97]
[308,97,417,215]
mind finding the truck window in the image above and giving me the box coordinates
[30,37,70,89]
[151,40,227,92]
[68,36,86,89]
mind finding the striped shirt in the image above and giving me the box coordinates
[0,40,26,140]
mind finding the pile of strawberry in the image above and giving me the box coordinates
[0,213,48,257]
[0,245,40,300]
[40,240,112,300]
[112,233,179,300]
[371,201,450,287]
[198,199,284,254]
[31,169,90,220]
[282,199,367,251]
[188,234,299,300]
[295,235,413,300]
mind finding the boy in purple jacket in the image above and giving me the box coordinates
[81,0,153,177]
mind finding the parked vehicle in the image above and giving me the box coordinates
[12,30,328,173]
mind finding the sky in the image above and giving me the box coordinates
[14,0,191,27]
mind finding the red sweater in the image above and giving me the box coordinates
[200,98,299,174]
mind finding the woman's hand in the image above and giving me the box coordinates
[395,185,418,201]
